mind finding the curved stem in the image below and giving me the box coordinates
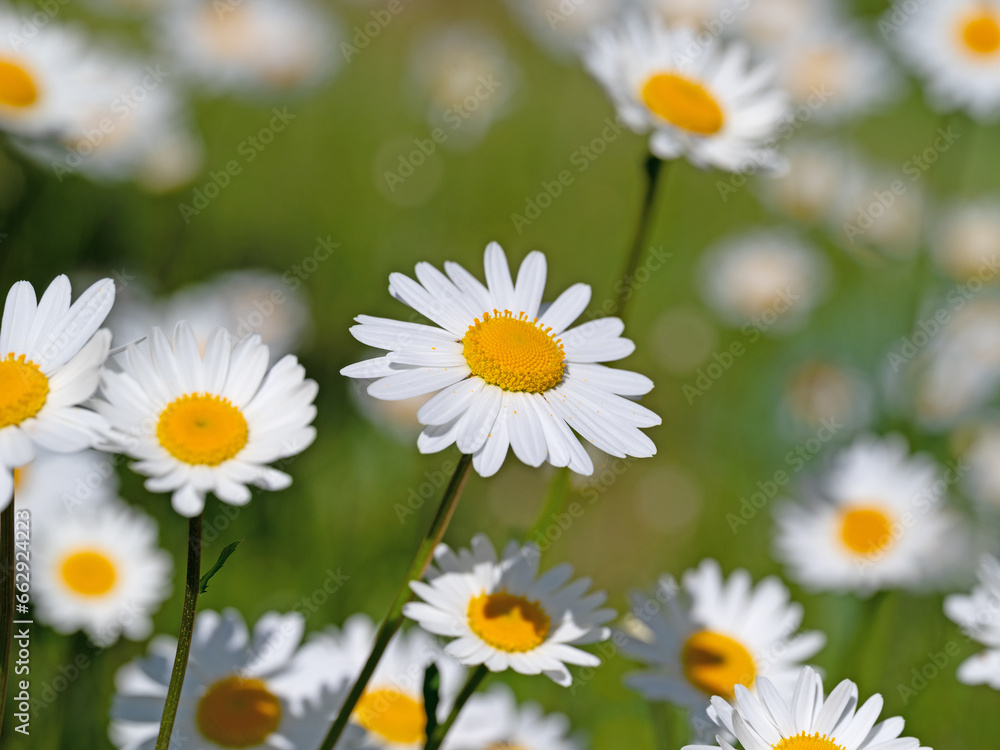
[614,154,670,319]
[424,665,488,750]
[317,453,474,750]
[0,500,14,739]
[155,514,203,750]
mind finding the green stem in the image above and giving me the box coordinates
[0,500,13,739]
[424,665,488,750]
[155,514,203,750]
[614,154,669,318]
[840,591,891,682]
[317,453,474,750]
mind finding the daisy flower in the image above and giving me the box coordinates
[32,500,171,646]
[962,421,1000,511]
[774,434,967,594]
[445,684,580,750]
[779,360,873,435]
[698,229,830,334]
[402,534,615,687]
[110,609,353,750]
[340,242,660,478]
[622,560,825,736]
[584,12,787,172]
[894,0,1000,121]
[0,275,115,510]
[930,197,1000,283]
[733,0,837,49]
[682,666,930,750]
[757,140,858,226]
[95,321,317,516]
[944,554,1000,689]
[156,0,340,95]
[11,447,118,522]
[296,614,466,749]
[503,0,620,60]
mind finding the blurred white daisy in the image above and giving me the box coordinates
[757,140,857,225]
[774,433,968,594]
[834,161,925,258]
[111,609,352,750]
[446,684,580,750]
[733,0,837,49]
[622,560,825,737]
[584,13,787,171]
[683,666,930,750]
[631,0,729,32]
[779,360,873,435]
[348,376,431,443]
[11,447,118,522]
[156,0,340,95]
[895,0,1000,121]
[961,421,1000,511]
[32,500,171,646]
[95,322,317,516]
[931,197,1000,282]
[699,229,830,334]
[944,554,1000,689]
[403,534,615,687]
[407,23,519,149]
[106,269,311,362]
[340,242,660,478]
[297,613,465,749]
[503,0,620,60]
[0,275,115,510]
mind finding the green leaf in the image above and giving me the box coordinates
[422,663,441,740]
[199,540,243,594]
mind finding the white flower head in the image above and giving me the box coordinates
[503,0,621,60]
[944,554,1000,689]
[622,560,825,737]
[95,321,318,516]
[0,275,115,511]
[930,197,1000,283]
[12,447,119,522]
[584,12,788,172]
[33,500,172,646]
[403,534,616,687]
[340,242,660,478]
[445,683,581,750]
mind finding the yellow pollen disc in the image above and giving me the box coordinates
[961,12,1000,55]
[157,393,249,466]
[196,676,282,748]
[60,550,117,597]
[681,630,756,700]
[0,353,49,429]
[0,58,39,108]
[642,73,725,135]
[462,310,565,393]
[355,688,426,744]
[467,590,551,653]
[772,732,846,750]
[839,506,894,555]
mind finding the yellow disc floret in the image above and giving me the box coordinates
[772,732,846,750]
[961,11,1000,55]
[157,393,249,466]
[839,506,894,555]
[642,73,725,135]
[467,590,552,653]
[60,550,117,597]
[196,676,282,748]
[0,353,49,429]
[681,630,756,700]
[355,688,426,744]
[0,59,39,109]
[462,310,565,393]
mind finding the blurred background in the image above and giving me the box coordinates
[2,0,1000,747]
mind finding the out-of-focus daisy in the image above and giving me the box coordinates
[779,360,873,434]
[106,269,311,362]
[895,0,1000,121]
[632,0,728,32]
[297,614,465,749]
[584,13,787,171]
[33,500,171,646]
[503,0,620,59]
[111,609,351,750]
[403,534,615,687]
[446,684,580,750]
[772,25,900,124]
[340,242,660,478]
[683,666,930,750]
[0,275,115,510]
[774,433,967,594]
[834,162,925,258]
[734,0,836,48]
[757,140,857,225]
[944,554,1000,689]
[11,447,118,522]
[95,322,317,516]
[699,229,830,334]
[931,198,1000,282]
[622,560,825,735]
[156,0,340,95]
[961,421,1000,511]
[408,23,519,148]
[348,374,431,443]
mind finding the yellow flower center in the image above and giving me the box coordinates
[60,550,117,597]
[0,58,39,109]
[641,73,725,135]
[839,506,894,555]
[157,393,249,466]
[681,630,756,700]
[0,354,49,429]
[772,732,846,750]
[961,12,1000,55]
[355,688,426,744]
[12,466,26,491]
[196,676,283,748]
[462,310,565,393]
[467,591,551,653]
